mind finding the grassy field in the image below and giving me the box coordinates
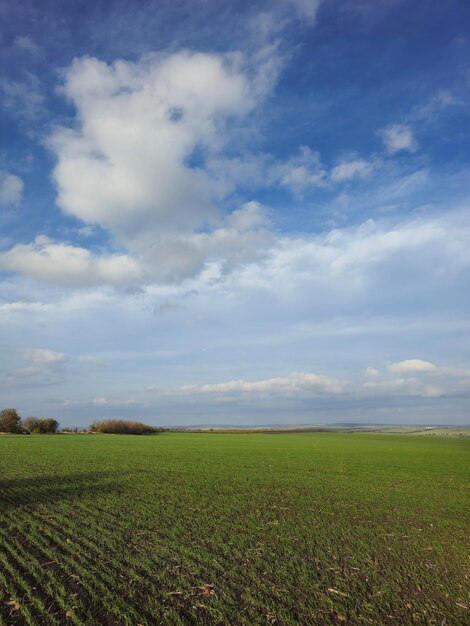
[0,433,468,625]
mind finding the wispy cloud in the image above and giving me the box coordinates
[13,35,42,57]
[0,72,44,118]
[331,159,373,182]
[176,371,346,396]
[19,348,68,365]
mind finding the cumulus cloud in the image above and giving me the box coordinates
[379,124,417,154]
[0,236,142,287]
[0,172,24,205]
[142,201,274,282]
[384,360,470,380]
[274,146,327,194]
[2,204,469,306]
[331,159,372,182]
[50,52,273,246]
[0,202,273,286]
[21,50,288,285]
[363,359,470,398]
[177,372,346,396]
[388,359,437,374]
[149,358,470,404]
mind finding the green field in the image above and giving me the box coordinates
[0,433,468,625]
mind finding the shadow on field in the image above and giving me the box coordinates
[0,472,122,510]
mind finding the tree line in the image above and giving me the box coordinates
[0,409,163,435]
[0,409,58,434]
[89,420,163,434]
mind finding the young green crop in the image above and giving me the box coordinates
[0,433,468,625]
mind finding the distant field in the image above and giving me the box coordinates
[0,433,468,625]
[376,427,470,437]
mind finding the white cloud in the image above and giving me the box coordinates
[274,146,327,194]
[0,291,112,317]
[177,371,346,396]
[2,205,469,305]
[331,159,373,182]
[140,201,274,282]
[388,359,437,374]
[0,172,24,205]
[226,201,268,231]
[379,124,417,154]
[50,52,273,247]
[363,359,470,398]
[227,210,470,296]
[0,201,273,286]
[20,348,68,365]
[150,358,470,403]
[34,51,285,285]
[0,236,142,287]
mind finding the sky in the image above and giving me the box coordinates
[1,0,470,427]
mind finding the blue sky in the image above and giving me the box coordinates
[1,0,470,426]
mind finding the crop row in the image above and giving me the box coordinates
[0,433,468,625]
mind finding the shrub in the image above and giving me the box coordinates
[22,417,59,434]
[90,420,162,435]
[0,408,22,433]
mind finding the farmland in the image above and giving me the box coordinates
[0,433,468,625]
